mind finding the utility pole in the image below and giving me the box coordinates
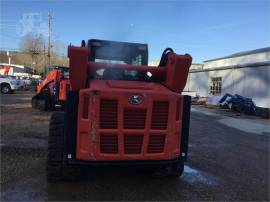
[48,11,52,66]
[7,51,11,65]
[43,44,46,68]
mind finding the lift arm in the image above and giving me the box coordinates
[37,69,62,93]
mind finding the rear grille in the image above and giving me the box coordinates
[100,134,118,154]
[124,108,146,129]
[147,135,165,153]
[98,99,169,155]
[151,101,169,129]
[100,99,118,129]
[124,134,143,154]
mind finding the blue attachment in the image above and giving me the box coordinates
[219,93,233,104]
[219,93,256,113]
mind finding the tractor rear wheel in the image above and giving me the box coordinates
[46,112,81,182]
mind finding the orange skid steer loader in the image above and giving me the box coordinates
[32,66,70,110]
[46,39,192,181]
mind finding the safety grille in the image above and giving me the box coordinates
[151,101,169,129]
[124,134,144,154]
[100,134,118,154]
[124,108,147,129]
[147,135,165,153]
[100,99,118,129]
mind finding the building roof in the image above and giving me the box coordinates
[204,47,270,63]
[189,61,270,73]
[0,63,25,69]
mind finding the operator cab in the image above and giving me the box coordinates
[86,39,149,81]
[45,65,69,79]
[87,39,148,65]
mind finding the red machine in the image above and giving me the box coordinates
[0,65,11,75]
[46,39,192,181]
[32,66,70,110]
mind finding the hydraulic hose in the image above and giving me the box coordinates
[158,48,174,67]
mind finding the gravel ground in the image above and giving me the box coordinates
[0,91,269,201]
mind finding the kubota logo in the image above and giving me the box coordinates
[129,95,143,105]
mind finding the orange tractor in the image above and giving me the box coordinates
[32,66,70,110]
[46,39,192,181]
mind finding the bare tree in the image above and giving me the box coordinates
[20,34,45,54]
[19,34,46,73]
[19,34,68,74]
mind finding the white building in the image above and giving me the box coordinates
[0,63,34,76]
[184,47,270,108]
